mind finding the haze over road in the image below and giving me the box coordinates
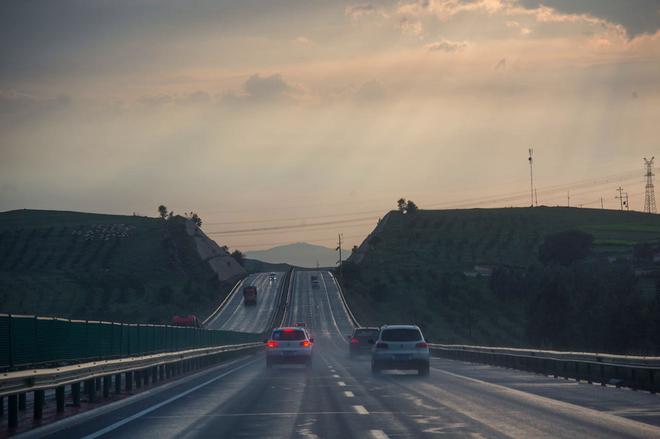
[26,271,660,439]
[205,272,284,333]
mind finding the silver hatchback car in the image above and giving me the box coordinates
[371,325,430,376]
[265,327,314,368]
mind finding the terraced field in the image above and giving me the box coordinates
[343,207,660,346]
[0,210,242,323]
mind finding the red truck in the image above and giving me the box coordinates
[243,285,257,306]
[171,315,201,327]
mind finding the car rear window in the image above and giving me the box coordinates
[381,328,422,342]
[355,329,379,339]
[272,330,305,341]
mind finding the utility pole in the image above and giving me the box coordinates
[616,186,625,211]
[624,192,630,211]
[528,149,534,207]
[567,190,570,208]
[534,188,538,207]
[601,197,604,209]
[644,157,657,214]
[336,233,343,278]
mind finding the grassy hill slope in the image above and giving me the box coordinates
[343,207,660,348]
[0,209,244,323]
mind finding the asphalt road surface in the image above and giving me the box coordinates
[24,271,660,438]
[205,272,284,333]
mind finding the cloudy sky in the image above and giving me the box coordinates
[1,0,659,250]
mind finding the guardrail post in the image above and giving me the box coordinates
[600,364,606,386]
[586,364,592,384]
[56,386,65,413]
[103,376,111,398]
[650,370,656,394]
[72,382,81,406]
[125,372,133,392]
[8,394,18,429]
[631,369,637,391]
[18,393,26,411]
[115,373,122,394]
[615,367,621,388]
[0,396,3,417]
[33,390,44,420]
[86,378,96,402]
[160,365,165,381]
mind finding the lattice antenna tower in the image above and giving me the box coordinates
[528,149,535,207]
[644,157,657,214]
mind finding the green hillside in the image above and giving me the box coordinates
[343,207,660,351]
[0,209,242,323]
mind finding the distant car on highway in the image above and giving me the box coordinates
[347,327,380,358]
[371,325,430,376]
[243,285,257,306]
[171,315,201,328]
[311,275,320,289]
[269,272,277,281]
[265,327,314,368]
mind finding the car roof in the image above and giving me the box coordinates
[354,327,379,331]
[273,326,306,331]
[380,324,421,330]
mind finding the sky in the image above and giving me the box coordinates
[1,0,659,251]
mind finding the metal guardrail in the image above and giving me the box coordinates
[0,339,262,431]
[333,274,660,394]
[429,344,660,393]
[202,278,245,327]
[270,269,294,330]
[329,272,360,328]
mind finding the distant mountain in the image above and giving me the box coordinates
[246,242,346,268]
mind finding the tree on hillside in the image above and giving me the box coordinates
[231,249,245,266]
[539,230,593,267]
[397,198,407,213]
[158,205,168,219]
[190,212,202,227]
[406,200,419,214]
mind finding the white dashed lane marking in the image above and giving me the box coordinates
[353,405,369,415]
[369,430,389,439]
[337,381,346,387]
[332,374,340,378]
[343,391,354,398]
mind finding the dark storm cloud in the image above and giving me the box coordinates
[519,0,660,37]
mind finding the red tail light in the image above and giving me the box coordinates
[300,340,312,347]
[416,342,428,349]
[266,340,279,348]
[375,342,388,349]
[350,337,360,344]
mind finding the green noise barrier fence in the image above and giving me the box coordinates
[0,313,259,370]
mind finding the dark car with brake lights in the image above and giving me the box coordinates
[347,327,379,358]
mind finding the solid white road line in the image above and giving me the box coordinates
[369,430,390,439]
[343,391,354,398]
[82,358,259,439]
[353,405,369,415]
[337,381,346,387]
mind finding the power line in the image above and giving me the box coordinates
[206,216,379,235]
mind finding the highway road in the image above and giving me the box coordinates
[205,272,284,333]
[23,271,660,438]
